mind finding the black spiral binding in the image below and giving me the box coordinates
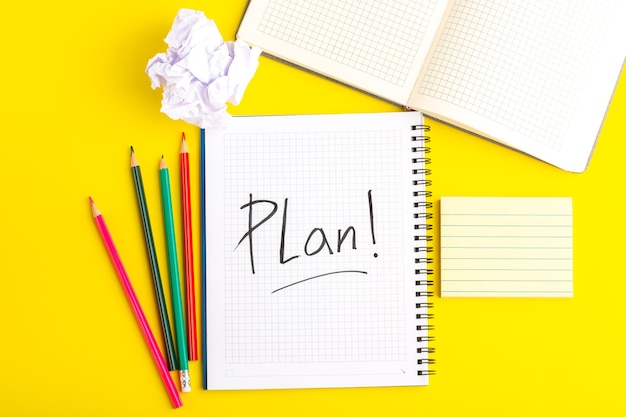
[411,124,435,377]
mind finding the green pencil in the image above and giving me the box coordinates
[130,147,178,371]
[159,155,190,392]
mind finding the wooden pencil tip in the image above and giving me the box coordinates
[160,156,167,169]
[130,148,139,167]
[180,135,189,153]
[89,197,101,217]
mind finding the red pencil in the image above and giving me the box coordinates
[180,133,198,361]
[89,197,183,408]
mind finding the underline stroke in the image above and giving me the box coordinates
[271,270,368,294]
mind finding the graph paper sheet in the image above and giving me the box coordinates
[238,0,447,104]
[409,0,626,172]
[203,112,431,389]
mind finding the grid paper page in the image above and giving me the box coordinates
[440,197,573,297]
[257,0,438,86]
[204,112,430,389]
[418,0,618,149]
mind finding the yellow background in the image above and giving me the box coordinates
[1,1,624,416]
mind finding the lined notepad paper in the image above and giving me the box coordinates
[440,197,573,297]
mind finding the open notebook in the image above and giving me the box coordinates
[237,0,626,172]
[202,112,434,389]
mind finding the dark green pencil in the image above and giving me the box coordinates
[130,146,178,371]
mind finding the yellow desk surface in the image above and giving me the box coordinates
[1,2,624,416]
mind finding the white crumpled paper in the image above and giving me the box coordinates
[146,9,261,129]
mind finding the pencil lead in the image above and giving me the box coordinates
[130,145,135,153]
[89,196,94,205]
[182,132,186,141]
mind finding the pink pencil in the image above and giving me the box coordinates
[180,133,198,361]
[89,197,183,408]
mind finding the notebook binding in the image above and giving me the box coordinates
[411,123,435,378]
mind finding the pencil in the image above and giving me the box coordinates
[159,156,191,392]
[130,147,178,371]
[89,197,183,408]
[180,134,198,361]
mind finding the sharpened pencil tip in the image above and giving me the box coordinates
[180,135,189,153]
[89,197,101,217]
[130,148,139,167]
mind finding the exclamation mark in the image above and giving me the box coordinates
[368,190,378,258]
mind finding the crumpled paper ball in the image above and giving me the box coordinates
[146,9,261,129]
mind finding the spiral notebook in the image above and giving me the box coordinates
[237,0,626,172]
[201,112,433,389]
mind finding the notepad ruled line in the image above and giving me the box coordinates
[441,235,572,238]
[442,291,573,295]
[442,269,572,272]
[442,246,572,249]
[444,279,571,282]
[438,224,569,229]
[441,214,571,216]
[441,255,572,261]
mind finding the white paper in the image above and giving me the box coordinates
[146,9,261,129]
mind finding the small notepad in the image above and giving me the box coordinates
[440,197,573,297]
